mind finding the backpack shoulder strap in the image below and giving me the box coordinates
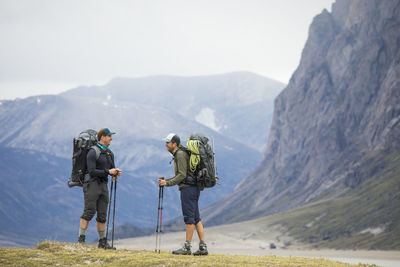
[173,146,190,162]
[108,150,115,168]
[91,145,101,160]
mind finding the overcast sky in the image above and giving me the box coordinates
[0,0,335,100]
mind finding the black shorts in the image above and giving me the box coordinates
[81,181,109,223]
[180,186,201,225]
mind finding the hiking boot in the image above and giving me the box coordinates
[77,235,85,244]
[193,241,208,256]
[172,241,191,255]
[98,238,116,250]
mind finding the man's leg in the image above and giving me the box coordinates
[80,219,89,229]
[97,222,106,237]
[186,224,195,241]
[78,219,89,243]
[193,189,208,256]
[194,188,204,241]
[172,186,197,255]
[193,221,208,256]
[195,221,205,241]
[79,182,98,243]
[97,182,114,249]
[97,182,108,241]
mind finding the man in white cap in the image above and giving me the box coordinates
[158,133,208,255]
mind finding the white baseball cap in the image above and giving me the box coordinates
[164,133,180,144]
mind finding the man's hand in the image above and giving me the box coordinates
[158,177,166,187]
[109,168,122,176]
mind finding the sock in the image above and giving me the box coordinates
[79,227,87,236]
[199,240,207,249]
[98,230,106,240]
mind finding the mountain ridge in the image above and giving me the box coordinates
[203,0,400,235]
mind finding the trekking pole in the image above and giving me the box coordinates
[155,183,162,253]
[159,184,164,253]
[155,178,164,253]
[106,177,114,241]
[111,175,117,248]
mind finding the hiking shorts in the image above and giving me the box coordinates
[180,185,201,225]
[81,181,109,223]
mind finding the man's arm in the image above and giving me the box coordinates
[165,152,188,186]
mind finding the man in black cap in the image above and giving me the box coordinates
[158,133,208,256]
[77,128,122,249]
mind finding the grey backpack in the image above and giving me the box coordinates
[68,129,100,188]
[187,133,217,190]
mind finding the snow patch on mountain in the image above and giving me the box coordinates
[195,107,220,132]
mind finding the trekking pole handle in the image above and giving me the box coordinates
[158,177,166,187]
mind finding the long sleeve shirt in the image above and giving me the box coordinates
[166,146,192,190]
[86,146,114,183]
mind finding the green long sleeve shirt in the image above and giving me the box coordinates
[166,146,192,190]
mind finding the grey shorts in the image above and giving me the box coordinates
[81,181,109,223]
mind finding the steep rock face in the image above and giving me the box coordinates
[204,0,400,225]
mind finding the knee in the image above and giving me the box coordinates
[96,213,107,223]
[184,216,196,225]
[81,208,96,222]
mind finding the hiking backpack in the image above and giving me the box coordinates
[67,129,101,188]
[186,133,217,189]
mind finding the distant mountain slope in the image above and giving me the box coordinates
[0,146,75,246]
[0,72,282,246]
[203,0,400,235]
[62,71,285,151]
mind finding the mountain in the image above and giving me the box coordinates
[0,72,283,246]
[203,0,400,249]
[62,72,285,151]
[0,146,77,246]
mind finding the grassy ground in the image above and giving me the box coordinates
[0,241,374,267]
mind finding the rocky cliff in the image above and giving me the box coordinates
[204,0,400,225]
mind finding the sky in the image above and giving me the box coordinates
[0,0,335,100]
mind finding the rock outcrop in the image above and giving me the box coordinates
[204,0,400,225]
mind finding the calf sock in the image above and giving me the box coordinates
[98,230,106,240]
[79,227,87,236]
